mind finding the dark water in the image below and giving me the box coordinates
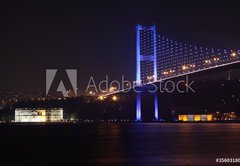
[0,123,240,166]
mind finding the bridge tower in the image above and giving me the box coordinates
[136,24,158,121]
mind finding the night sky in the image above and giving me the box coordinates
[1,0,240,94]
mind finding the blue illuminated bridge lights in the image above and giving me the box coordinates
[135,24,240,121]
[102,24,240,122]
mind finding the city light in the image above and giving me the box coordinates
[89,91,95,96]
[147,75,154,82]
[182,65,187,70]
[189,64,195,68]
[163,70,175,75]
[163,71,169,75]
[205,60,211,64]
[109,87,117,92]
[112,96,117,101]
[231,52,237,57]
[98,96,104,101]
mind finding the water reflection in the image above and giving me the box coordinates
[0,123,240,165]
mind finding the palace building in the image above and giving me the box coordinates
[15,108,63,122]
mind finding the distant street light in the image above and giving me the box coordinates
[112,96,117,101]
[231,52,237,57]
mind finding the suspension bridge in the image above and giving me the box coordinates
[104,24,240,121]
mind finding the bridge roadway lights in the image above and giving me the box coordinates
[135,85,159,121]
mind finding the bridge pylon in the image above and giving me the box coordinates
[135,85,159,121]
[136,24,158,121]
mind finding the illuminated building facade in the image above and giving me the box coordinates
[178,114,213,122]
[15,108,63,122]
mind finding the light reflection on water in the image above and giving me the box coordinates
[1,123,240,166]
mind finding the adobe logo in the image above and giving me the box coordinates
[46,69,77,97]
